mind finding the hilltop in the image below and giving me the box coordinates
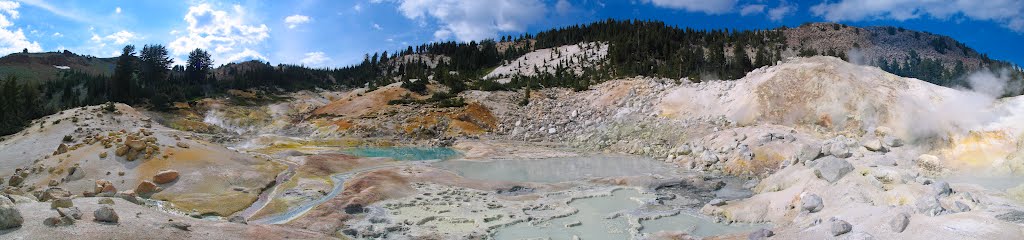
[0,51,116,83]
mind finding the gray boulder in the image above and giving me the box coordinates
[883,136,903,148]
[932,181,952,196]
[801,194,824,213]
[863,138,885,152]
[814,157,855,183]
[57,207,83,220]
[797,143,822,164]
[94,206,119,223]
[831,219,852,236]
[709,199,727,206]
[829,143,852,158]
[0,195,23,230]
[889,212,910,233]
[50,197,73,209]
[748,228,774,240]
[954,201,971,212]
[916,196,945,216]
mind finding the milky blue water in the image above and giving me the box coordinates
[343,147,461,161]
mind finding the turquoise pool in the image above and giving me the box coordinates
[343,147,461,161]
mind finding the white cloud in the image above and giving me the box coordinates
[372,23,383,30]
[284,14,311,29]
[555,0,572,15]
[89,30,139,47]
[739,4,765,16]
[168,4,271,64]
[389,0,547,42]
[52,32,61,37]
[300,51,330,66]
[115,7,121,14]
[641,0,737,14]
[767,1,795,21]
[354,3,363,12]
[0,1,42,54]
[811,0,1024,32]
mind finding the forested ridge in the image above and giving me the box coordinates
[1,19,1021,136]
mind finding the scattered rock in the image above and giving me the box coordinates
[0,196,23,230]
[932,181,952,196]
[830,219,852,236]
[164,221,191,231]
[98,198,115,205]
[954,201,972,212]
[709,198,727,206]
[40,187,72,202]
[828,142,852,158]
[176,142,189,148]
[916,154,943,172]
[797,143,822,164]
[863,138,884,152]
[890,212,910,233]
[813,157,855,183]
[153,170,180,184]
[875,126,893,136]
[50,197,74,209]
[564,220,582,228]
[57,207,83,220]
[44,216,73,227]
[93,206,119,223]
[916,196,944,216]
[135,180,159,196]
[99,152,108,158]
[95,179,117,194]
[883,136,903,148]
[7,175,23,187]
[748,228,774,240]
[801,193,824,213]
[55,143,69,155]
[229,215,248,224]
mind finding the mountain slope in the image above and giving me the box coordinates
[0,51,116,83]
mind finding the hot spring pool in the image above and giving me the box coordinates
[343,147,461,161]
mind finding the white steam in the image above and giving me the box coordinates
[895,68,1016,142]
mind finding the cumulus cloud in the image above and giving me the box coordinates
[0,1,42,54]
[767,1,795,21]
[387,0,547,42]
[169,4,271,64]
[284,14,311,29]
[115,7,121,14]
[811,0,1024,32]
[555,0,573,15]
[641,0,737,14]
[739,4,765,16]
[300,51,330,66]
[373,23,383,30]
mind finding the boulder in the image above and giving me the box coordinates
[135,181,159,196]
[890,212,910,233]
[93,206,118,223]
[98,198,115,205]
[176,142,189,148]
[863,138,884,152]
[932,181,952,196]
[57,207,83,220]
[50,197,73,209]
[954,201,972,212]
[55,143,69,155]
[796,143,822,164]
[916,154,943,172]
[831,219,852,236]
[875,126,893,136]
[43,216,73,227]
[883,136,903,148]
[94,179,117,194]
[126,140,146,150]
[829,143,852,158]
[800,193,824,213]
[0,196,23,230]
[708,199,727,206]
[813,157,855,183]
[40,188,72,202]
[153,170,180,184]
[748,228,774,240]
[916,196,944,216]
[7,175,23,187]
[229,215,248,224]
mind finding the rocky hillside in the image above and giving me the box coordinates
[784,22,990,70]
[0,51,116,83]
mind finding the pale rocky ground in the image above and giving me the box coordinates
[4,56,1024,239]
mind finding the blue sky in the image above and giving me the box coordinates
[2,0,1022,67]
